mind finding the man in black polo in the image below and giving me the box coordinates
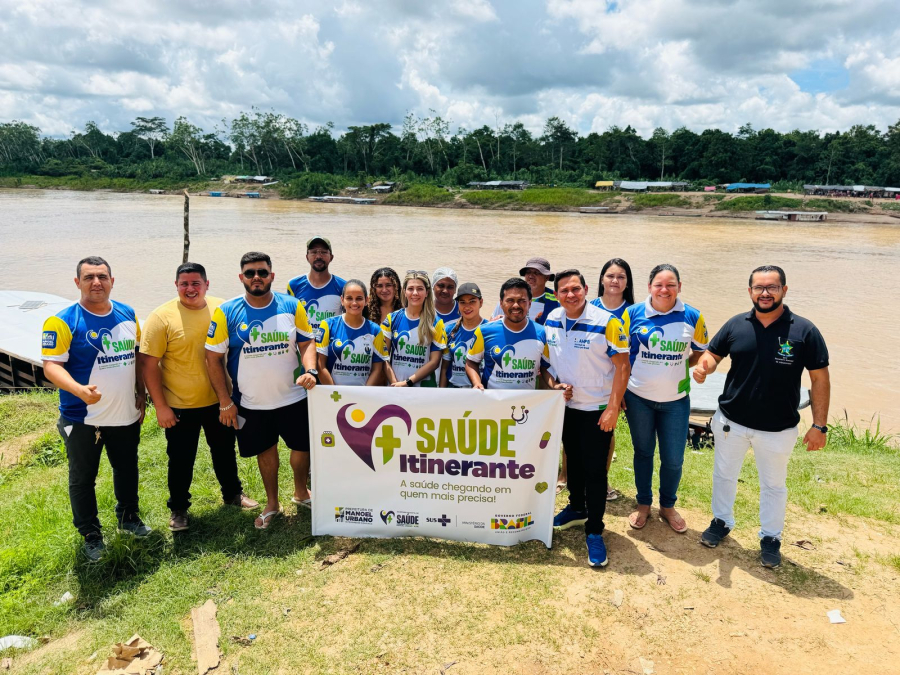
[692,265,830,568]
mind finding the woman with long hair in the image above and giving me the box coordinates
[368,267,403,325]
[623,263,709,533]
[316,280,386,386]
[381,271,447,387]
[439,282,487,388]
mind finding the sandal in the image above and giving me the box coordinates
[254,508,283,530]
[555,480,567,495]
[628,508,650,530]
[606,488,619,501]
[659,509,688,534]
[291,497,312,509]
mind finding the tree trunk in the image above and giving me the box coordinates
[182,190,190,264]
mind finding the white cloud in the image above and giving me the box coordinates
[0,0,899,139]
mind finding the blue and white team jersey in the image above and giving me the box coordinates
[286,274,346,329]
[205,294,314,410]
[381,310,447,387]
[443,318,487,388]
[317,315,387,386]
[623,297,709,402]
[41,301,141,426]
[436,302,461,331]
[491,287,559,325]
[468,320,550,390]
[544,305,630,411]
[589,298,632,321]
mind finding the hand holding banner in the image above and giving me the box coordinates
[309,386,565,548]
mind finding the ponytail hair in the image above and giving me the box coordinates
[648,263,680,284]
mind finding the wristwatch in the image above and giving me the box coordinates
[405,377,414,387]
[306,368,319,381]
[811,424,828,434]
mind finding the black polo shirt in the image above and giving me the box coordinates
[708,306,828,432]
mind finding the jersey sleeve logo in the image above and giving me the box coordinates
[42,331,57,349]
[207,321,217,338]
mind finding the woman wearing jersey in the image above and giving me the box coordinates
[439,282,487,388]
[382,271,447,387]
[368,267,403,325]
[623,264,709,533]
[316,280,386,387]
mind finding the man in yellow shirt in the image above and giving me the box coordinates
[140,263,258,532]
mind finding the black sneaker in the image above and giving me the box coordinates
[83,533,106,562]
[760,536,782,568]
[119,516,152,537]
[700,518,731,548]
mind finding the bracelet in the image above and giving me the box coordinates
[406,378,414,386]
[219,402,235,412]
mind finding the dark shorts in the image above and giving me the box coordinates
[236,398,310,458]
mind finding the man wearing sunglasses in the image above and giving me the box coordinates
[206,252,319,529]
[693,265,830,568]
[287,236,345,336]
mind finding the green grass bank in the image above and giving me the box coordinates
[0,391,897,673]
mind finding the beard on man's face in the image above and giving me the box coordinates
[753,297,783,314]
[243,279,272,296]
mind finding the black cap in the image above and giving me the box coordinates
[455,282,482,301]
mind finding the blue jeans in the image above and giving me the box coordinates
[623,390,690,508]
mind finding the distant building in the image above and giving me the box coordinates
[466,181,528,190]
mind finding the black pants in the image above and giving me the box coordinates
[58,416,141,537]
[563,408,612,536]
[165,404,242,511]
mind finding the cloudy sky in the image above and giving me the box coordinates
[2,0,899,139]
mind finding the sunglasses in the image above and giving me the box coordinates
[406,270,428,276]
[242,269,270,279]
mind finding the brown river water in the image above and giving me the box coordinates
[2,189,898,431]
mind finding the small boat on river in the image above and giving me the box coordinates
[0,290,71,390]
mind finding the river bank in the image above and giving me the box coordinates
[4,175,900,224]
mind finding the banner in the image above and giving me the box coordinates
[309,386,565,548]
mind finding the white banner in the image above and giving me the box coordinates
[309,386,565,548]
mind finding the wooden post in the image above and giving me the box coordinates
[182,189,190,263]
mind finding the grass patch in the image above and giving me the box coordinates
[630,193,690,209]
[0,393,898,673]
[0,390,58,442]
[381,184,455,206]
[880,202,900,211]
[461,190,521,206]
[714,196,806,211]
[519,188,619,207]
[0,175,209,192]
[804,198,866,213]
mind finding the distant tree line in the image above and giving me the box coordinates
[2,109,900,188]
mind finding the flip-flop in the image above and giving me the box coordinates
[628,509,650,530]
[291,497,312,509]
[659,511,688,534]
[254,508,283,530]
[555,481,567,495]
[606,488,620,501]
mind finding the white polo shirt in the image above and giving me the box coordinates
[544,303,630,411]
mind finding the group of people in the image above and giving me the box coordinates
[40,237,831,570]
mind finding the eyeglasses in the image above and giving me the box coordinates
[406,270,428,276]
[750,285,782,294]
[242,269,270,279]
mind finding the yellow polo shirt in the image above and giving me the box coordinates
[140,296,223,409]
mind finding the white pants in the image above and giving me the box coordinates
[710,409,798,540]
